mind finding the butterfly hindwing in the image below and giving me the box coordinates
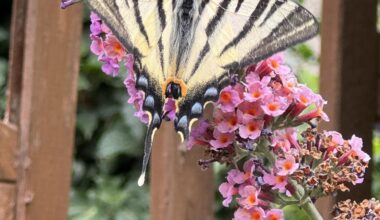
[174,0,318,139]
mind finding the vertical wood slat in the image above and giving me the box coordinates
[319,0,378,219]
[15,0,83,219]
[151,121,214,220]
[4,0,27,125]
[0,183,16,220]
[0,122,18,182]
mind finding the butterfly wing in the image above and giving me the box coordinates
[174,0,318,140]
[86,0,175,185]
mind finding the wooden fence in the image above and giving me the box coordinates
[0,0,378,219]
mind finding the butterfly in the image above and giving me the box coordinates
[84,0,318,186]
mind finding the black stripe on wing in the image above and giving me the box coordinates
[219,0,270,56]
[132,0,151,47]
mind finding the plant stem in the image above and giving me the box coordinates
[290,179,323,220]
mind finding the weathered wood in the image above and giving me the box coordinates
[151,121,214,220]
[4,0,27,125]
[0,183,16,220]
[319,0,378,218]
[0,122,18,182]
[15,0,83,219]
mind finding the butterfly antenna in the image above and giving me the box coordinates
[138,121,157,187]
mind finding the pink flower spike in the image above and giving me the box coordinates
[238,185,259,209]
[276,155,299,176]
[349,135,370,162]
[265,209,284,220]
[210,130,234,149]
[238,118,264,140]
[218,86,242,112]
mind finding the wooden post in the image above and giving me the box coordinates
[318,0,378,218]
[151,119,214,219]
[13,0,83,219]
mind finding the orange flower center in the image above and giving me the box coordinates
[275,176,286,184]
[268,103,279,111]
[271,60,280,69]
[283,161,293,171]
[300,95,309,105]
[228,117,238,127]
[252,90,261,98]
[220,135,229,144]
[113,42,123,54]
[248,194,257,205]
[220,92,232,103]
[248,123,258,132]
[251,210,262,220]
[268,215,280,220]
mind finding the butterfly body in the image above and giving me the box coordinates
[85,0,319,185]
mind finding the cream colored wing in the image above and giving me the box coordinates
[174,0,318,140]
[85,0,175,186]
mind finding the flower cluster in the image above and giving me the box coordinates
[188,54,328,151]
[333,199,380,219]
[292,129,369,196]
[189,55,372,219]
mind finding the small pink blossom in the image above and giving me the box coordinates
[219,182,238,207]
[218,86,243,112]
[263,172,289,195]
[103,35,126,62]
[265,209,284,220]
[237,102,264,120]
[214,110,239,133]
[187,119,211,150]
[163,98,176,121]
[101,58,119,77]
[210,130,234,149]
[276,155,299,176]
[238,118,264,140]
[349,135,370,162]
[261,94,289,117]
[238,185,259,209]
[90,35,104,56]
[244,82,271,102]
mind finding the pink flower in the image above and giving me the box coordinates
[265,209,284,220]
[104,35,126,62]
[101,58,119,77]
[234,207,266,220]
[276,155,299,176]
[218,86,242,112]
[219,182,238,207]
[237,102,264,120]
[60,0,81,9]
[263,172,289,195]
[90,12,103,36]
[214,110,239,133]
[227,169,248,185]
[238,118,264,140]
[187,119,211,150]
[261,94,289,117]
[349,135,370,162]
[238,185,259,209]
[210,130,234,149]
[244,82,271,102]
[163,98,176,121]
[90,35,104,56]
[272,128,300,151]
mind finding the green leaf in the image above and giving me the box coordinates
[284,205,310,220]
